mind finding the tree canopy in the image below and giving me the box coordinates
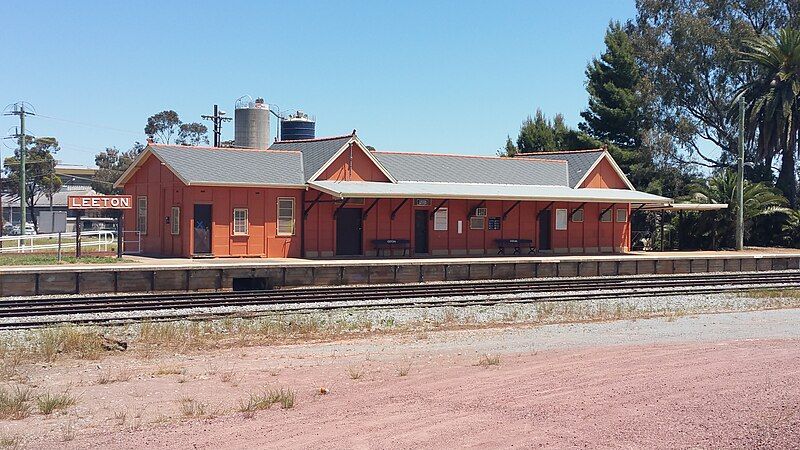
[3,136,63,230]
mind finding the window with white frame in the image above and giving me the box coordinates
[171,206,180,235]
[233,208,249,235]
[277,198,295,236]
[137,196,147,234]
[433,208,448,231]
[555,208,568,230]
[469,216,485,230]
[571,208,584,222]
[616,208,628,223]
[600,208,613,223]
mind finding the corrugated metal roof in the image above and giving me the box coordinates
[269,135,352,181]
[372,152,569,186]
[310,180,671,204]
[150,145,306,186]
[519,150,606,187]
[2,187,97,208]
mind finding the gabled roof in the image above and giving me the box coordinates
[269,133,395,182]
[372,151,569,186]
[518,149,608,188]
[114,144,306,188]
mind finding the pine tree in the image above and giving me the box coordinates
[579,21,644,149]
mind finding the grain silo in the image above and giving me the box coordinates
[234,95,270,149]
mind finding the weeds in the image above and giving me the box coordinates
[477,354,500,368]
[37,390,76,415]
[97,368,132,385]
[0,435,20,449]
[0,386,33,420]
[61,418,75,442]
[37,326,106,361]
[238,388,295,417]
[219,369,240,385]
[154,365,185,376]
[396,363,411,377]
[347,366,364,380]
[113,409,127,426]
[178,397,207,418]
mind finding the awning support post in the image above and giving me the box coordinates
[333,198,350,219]
[363,198,381,220]
[303,191,323,219]
[570,202,586,221]
[502,201,521,221]
[468,200,486,217]
[390,198,409,221]
[429,199,448,220]
[536,201,554,219]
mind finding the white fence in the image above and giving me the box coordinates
[0,230,116,254]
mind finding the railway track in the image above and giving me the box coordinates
[1,270,798,330]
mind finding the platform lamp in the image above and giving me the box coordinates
[735,97,756,251]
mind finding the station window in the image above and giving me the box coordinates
[469,216,484,230]
[555,209,568,230]
[616,208,628,223]
[277,198,295,236]
[600,208,613,223]
[233,208,249,235]
[571,208,584,223]
[171,206,180,235]
[433,208,448,231]
[137,196,147,235]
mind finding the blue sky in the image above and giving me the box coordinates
[1,0,637,166]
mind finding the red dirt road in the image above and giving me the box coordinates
[79,340,800,449]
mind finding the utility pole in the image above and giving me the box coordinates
[4,102,35,236]
[201,105,231,147]
[736,96,745,251]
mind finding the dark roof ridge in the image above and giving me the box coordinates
[149,143,301,154]
[372,150,567,164]
[518,148,605,155]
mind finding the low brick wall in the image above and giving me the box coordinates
[1,255,799,297]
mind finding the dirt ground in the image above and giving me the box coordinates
[2,309,800,449]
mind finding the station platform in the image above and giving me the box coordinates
[2,249,799,297]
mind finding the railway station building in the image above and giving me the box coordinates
[115,131,672,258]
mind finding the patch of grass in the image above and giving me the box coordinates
[0,435,20,449]
[37,326,107,361]
[178,397,207,418]
[219,369,240,385]
[36,390,76,415]
[396,363,411,377]
[97,368,131,385]
[347,366,364,380]
[112,409,127,426]
[476,354,501,368]
[153,365,185,376]
[741,288,800,299]
[0,386,33,420]
[238,388,295,417]
[0,253,120,266]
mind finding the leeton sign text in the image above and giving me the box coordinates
[67,195,133,210]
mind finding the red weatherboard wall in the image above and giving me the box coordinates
[580,157,629,189]
[122,153,303,258]
[316,143,390,182]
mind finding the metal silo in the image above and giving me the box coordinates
[234,95,270,149]
[280,110,316,141]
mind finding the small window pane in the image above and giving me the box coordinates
[171,206,180,235]
[616,208,628,223]
[137,196,147,234]
[555,209,568,230]
[469,216,484,230]
[600,209,613,223]
[277,198,295,236]
[571,209,584,222]
[433,208,448,231]
[233,208,248,235]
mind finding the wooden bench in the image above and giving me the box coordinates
[495,238,535,255]
[372,239,411,257]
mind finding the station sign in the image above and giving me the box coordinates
[67,195,133,210]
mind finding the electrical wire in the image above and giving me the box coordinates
[34,114,141,136]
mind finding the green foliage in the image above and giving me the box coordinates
[144,110,180,144]
[177,122,209,146]
[91,143,144,194]
[3,137,63,231]
[781,209,800,246]
[580,21,644,149]
[686,170,789,248]
[736,27,800,207]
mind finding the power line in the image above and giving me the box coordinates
[34,113,141,136]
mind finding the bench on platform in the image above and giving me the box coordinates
[495,238,535,255]
[372,239,411,256]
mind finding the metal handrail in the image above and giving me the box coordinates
[0,230,116,253]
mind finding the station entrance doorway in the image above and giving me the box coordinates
[193,204,212,255]
[336,208,363,256]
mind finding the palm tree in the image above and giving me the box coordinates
[687,170,789,249]
[781,209,800,247]
[736,28,800,207]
